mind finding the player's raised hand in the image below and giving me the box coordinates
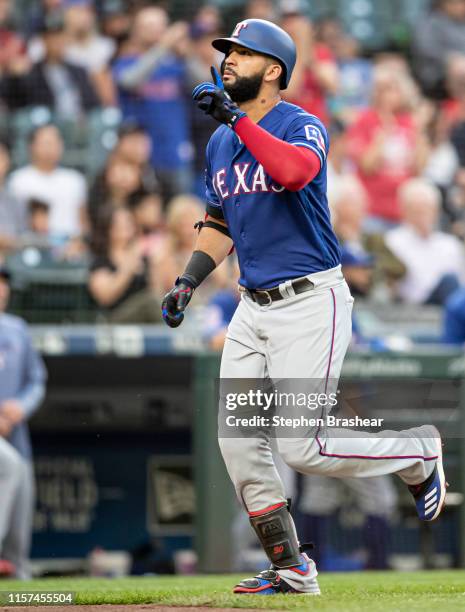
[192,66,246,129]
[210,66,224,89]
[161,279,194,328]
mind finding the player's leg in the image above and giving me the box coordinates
[218,298,285,512]
[263,272,444,520]
[218,297,319,595]
[0,439,22,559]
[1,458,35,580]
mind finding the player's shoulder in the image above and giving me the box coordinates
[277,102,329,154]
[276,101,327,129]
[0,313,28,334]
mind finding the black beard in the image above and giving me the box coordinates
[224,70,265,103]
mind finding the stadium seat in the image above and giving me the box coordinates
[9,106,121,174]
[10,106,53,168]
[6,250,97,324]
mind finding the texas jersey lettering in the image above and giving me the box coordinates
[205,102,340,289]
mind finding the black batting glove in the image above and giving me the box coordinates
[161,279,194,328]
[192,66,246,129]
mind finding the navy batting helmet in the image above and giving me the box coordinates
[212,19,296,90]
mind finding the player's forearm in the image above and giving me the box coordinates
[195,226,233,267]
[16,380,46,419]
[180,227,233,290]
[234,117,321,191]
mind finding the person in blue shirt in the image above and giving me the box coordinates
[0,266,47,579]
[112,6,194,200]
[443,287,465,345]
[203,287,241,351]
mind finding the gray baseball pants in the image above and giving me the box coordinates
[0,438,34,579]
[219,265,438,515]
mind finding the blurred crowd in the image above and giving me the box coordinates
[0,0,464,342]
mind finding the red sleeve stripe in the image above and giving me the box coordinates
[248,501,287,517]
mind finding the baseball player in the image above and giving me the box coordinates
[162,19,447,595]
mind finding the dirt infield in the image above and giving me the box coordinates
[1,607,262,612]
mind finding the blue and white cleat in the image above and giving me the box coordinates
[408,426,448,521]
[233,554,320,595]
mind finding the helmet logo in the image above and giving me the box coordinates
[232,21,248,38]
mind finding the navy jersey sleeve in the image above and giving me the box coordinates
[205,138,224,220]
[285,113,329,170]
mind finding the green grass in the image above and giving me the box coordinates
[0,572,464,611]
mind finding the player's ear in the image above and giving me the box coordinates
[264,62,283,85]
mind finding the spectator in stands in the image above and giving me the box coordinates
[346,65,430,231]
[333,175,406,298]
[442,54,465,130]
[203,277,241,351]
[24,0,63,37]
[99,0,132,58]
[28,199,49,236]
[1,12,99,117]
[64,0,115,70]
[0,142,26,255]
[88,154,142,223]
[194,4,222,32]
[128,189,164,242]
[423,101,459,195]
[331,36,373,124]
[445,167,465,237]
[20,199,53,250]
[0,0,26,78]
[201,253,241,350]
[315,17,373,123]
[112,122,159,195]
[443,287,465,344]
[385,178,465,305]
[280,1,339,126]
[63,0,116,106]
[154,194,204,296]
[127,189,165,266]
[112,6,193,200]
[188,19,220,197]
[326,119,353,215]
[412,0,465,97]
[0,265,47,579]
[450,107,465,168]
[204,290,240,350]
[244,0,277,21]
[89,206,161,323]
[8,124,88,240]
[315,15,341,49]
[154,194,230,300]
